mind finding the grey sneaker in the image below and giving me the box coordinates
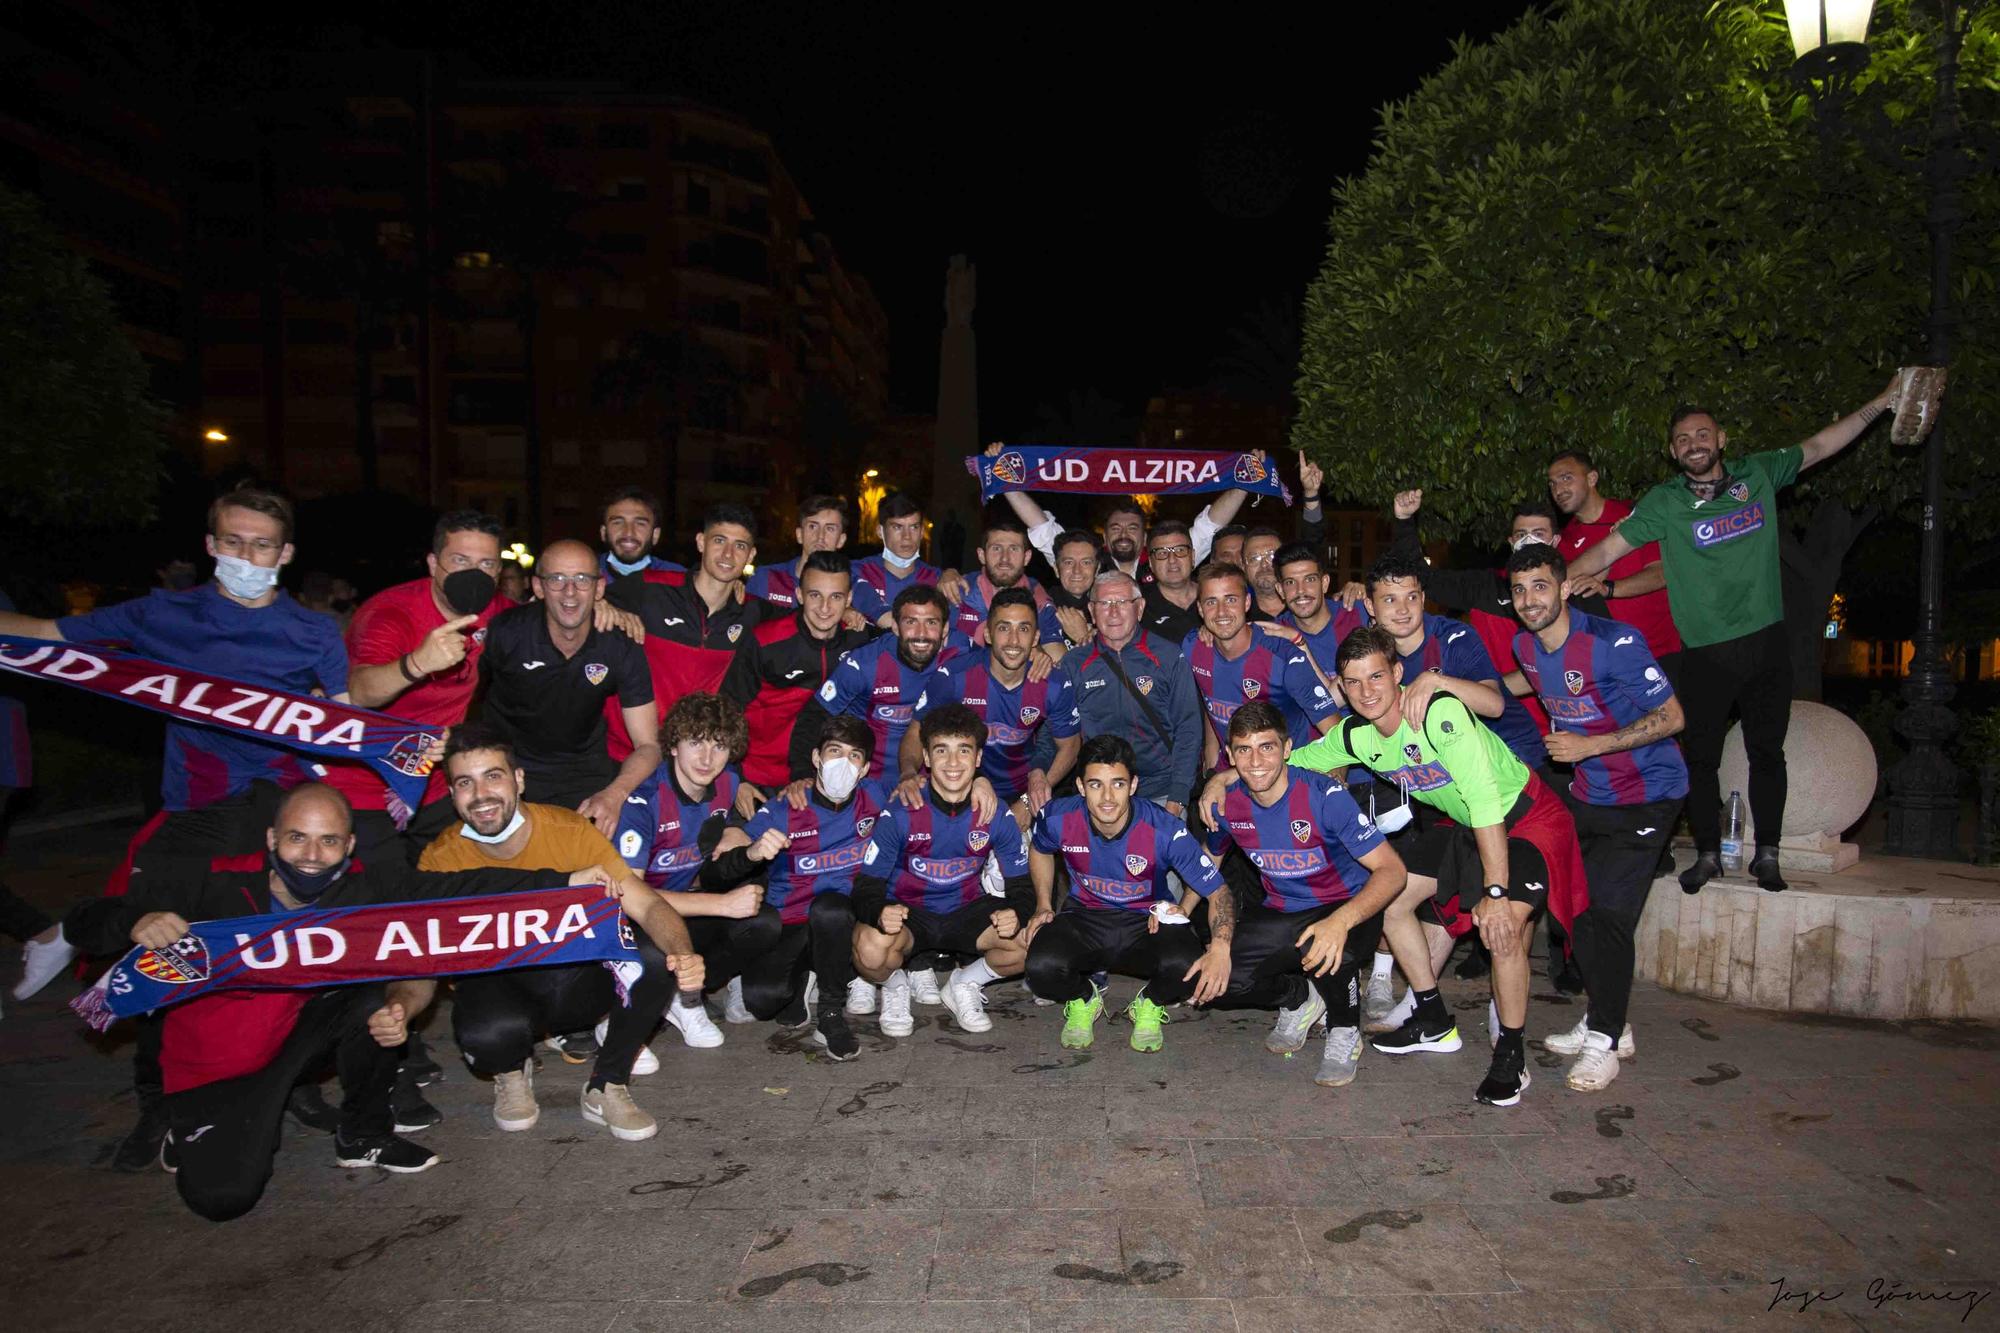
[1361,968,1396,1030]
[1266,986,1327,1054]
[1316,1025,1363,1087]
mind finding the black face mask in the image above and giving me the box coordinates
[441,568,497,616]
[268,849,351,902]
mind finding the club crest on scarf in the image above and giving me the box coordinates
[134,936,211,985]
[1233,453,1269,485]
[385,731,443,777]
[991,451,1028,485]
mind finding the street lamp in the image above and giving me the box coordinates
[1788,2,1968,857]
[202,426,229,443]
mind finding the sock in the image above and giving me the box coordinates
[1496,1023,1525,1058]
[1412,986,1444,1021]
[1371,950,1395,981]
[674,988,704,1009]
[958,958,1001,988]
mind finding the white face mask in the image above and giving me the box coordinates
[460,807,526,845]
[881,544,918,572]
[1509,532,1549,552]
[816,755,861,802]
[214,554,280,600]
[1372,783,1415,834]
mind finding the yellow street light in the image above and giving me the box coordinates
[864,468,880,479]
[503,541,535,569]
[203,427,230,443]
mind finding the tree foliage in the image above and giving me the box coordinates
[1296,0,1999,542]
[0,183,167,524]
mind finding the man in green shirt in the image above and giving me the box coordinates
[1200,625,1589,1108]
[1568,380,1897,894]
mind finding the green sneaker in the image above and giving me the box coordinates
[1060,989,1103,1049]
[1127,994,1167,1054]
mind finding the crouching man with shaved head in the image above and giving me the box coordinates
[62,783,630,1221]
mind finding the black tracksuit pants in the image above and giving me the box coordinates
[1678,621,1790,851]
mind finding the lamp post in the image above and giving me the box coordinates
[1786,0,1966,856]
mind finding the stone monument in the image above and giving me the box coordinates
[931,255,981,547]
[1718,699,1876,873]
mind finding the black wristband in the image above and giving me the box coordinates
[398,653,423,683]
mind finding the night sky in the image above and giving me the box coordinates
[219,1,1541,435]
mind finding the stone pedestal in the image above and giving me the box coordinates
[1717,699,1875,871]
[1632,857,2000,1020]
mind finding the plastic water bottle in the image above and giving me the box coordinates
[1720,791,1745,873]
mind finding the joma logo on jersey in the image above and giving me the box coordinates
[1692,502,1764,547]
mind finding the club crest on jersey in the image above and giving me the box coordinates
[135,936,210,985]
[1404,743,1423,763]
[384,731,443,778]
[1242,678,1261,699]
[1135,676,1154,695]
[471,628,487,646]
[1728,480,1750,502]
[1565,669,1586,695]
[1019,706,1042,725]
[727,623,743,643]
[991,451,1028,484]
[1125,853,1148,876]
[584,663,608,686]
[1290,819,1312,845]
[855,816,876,839]
[967,829,990,852]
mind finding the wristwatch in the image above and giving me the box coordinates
[1484,883,1507,901]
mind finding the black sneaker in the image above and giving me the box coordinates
[1371,1013,1464,1055]
[287,1082,342,1133]
[542,1030,599,1064]
[334,1132,440,1174]
[1749,846,1788,893]
[1551,957,1586,995]
[811,1009,859,1061]
[158,1129,179,1174]
[775,990,809,1029]
[1679,852,1720,896]
[401,1045,444,1087]
[112,1104,170,1174]
[391,1075,444,1133]
[1476,1046,1531,1106]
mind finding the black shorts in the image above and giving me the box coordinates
[1401,796,1551,911]
[903,896,1026,955]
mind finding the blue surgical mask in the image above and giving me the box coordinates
[215,554,280,601]
[605,552,649,577]
[460,808,527,845]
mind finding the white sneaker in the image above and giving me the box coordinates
[1365,987,1416,1036]
[1543,1014,1635,1058]
[1360,969,1396,1030]
[845,977,878,1015]
[1565,1030,1622,1091]
[595,1016,658,1076]
[908,967,944,1006]
[665,999,725,1048]
[879,970,914,1037]
[722,976,756,1024]
[940,967,991,1033]
[1266,986,1327,1054]
[13,927,77,1001]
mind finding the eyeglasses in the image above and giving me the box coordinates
[215,534,282,556]
[1090,596,1144,611]
[1148,544,1193,560]
[1246,552,1276,565]
[539,573,600,591]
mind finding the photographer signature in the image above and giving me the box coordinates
[1770,1277,1991,1322]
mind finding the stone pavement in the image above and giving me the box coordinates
[3,821,1998,1332]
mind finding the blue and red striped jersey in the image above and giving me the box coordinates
[56,586,348,811]
[1208,771,1385,912]
[816,636,953,773]
[917,649,1080,803]
[1182,624,1338,756]
[1279,600,1371,684]
[615,765,741,891]
[948,573,1065,648]
[739,778,893,923]
[1030,796,1225,913]
[859,788,1029,912]
[1515,610,1688,807]
[849,555,940,623]
[1405,613,1547,769]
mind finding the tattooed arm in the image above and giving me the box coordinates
[1544,697,1684,765]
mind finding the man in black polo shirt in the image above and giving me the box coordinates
[476,539,658,837]
[610,501,769,653]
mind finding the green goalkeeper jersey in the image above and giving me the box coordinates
[1288,693,1528,828]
